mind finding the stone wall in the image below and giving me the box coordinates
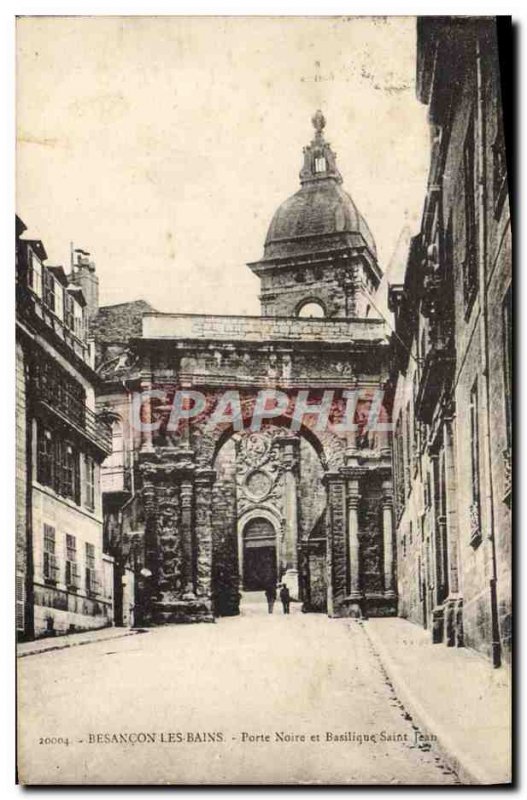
[211,480,239,616]
[258,261,379,320]
[143,312,387,345]
[298,438,326,540]
[32,483,111,637]
[359,476,384,595]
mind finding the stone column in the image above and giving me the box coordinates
[140,449,212,624]
[194,468,215,612]
[179,474,195,597]
[382,480,395,597]
[139,379,155,453]
[278,436,300,599]
[346,478,362,617]
[138,456,158,625]
[323,471,348,616]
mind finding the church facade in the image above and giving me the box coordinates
[96,112,396,624]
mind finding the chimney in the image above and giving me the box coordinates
[70,246,99,323]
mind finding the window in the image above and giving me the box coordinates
[420,328,427,365]
[314,156,326,173]
[28,250,42,297]
[425,469,432,509]
[469,380,481,546]
[85,455,95,510]
[43,524,58,583]
[502,285,512,447]
[65,534,80,589]
[65,292,75,331]
[73,301,84,340]
[54,282,64,321]
[404,401,412,495]
[61,443,80,504]
[394,413,405,520]
[37,427,54,487]
[412,373,419,458]
[33,349,86,426]
[85,542,99,596]
[493,107,508,218]
[43,268,56,313]
[463,115,479,313]
[36,425,81,504]
[297,301,325,318]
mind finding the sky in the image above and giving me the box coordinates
[16,16,430,316]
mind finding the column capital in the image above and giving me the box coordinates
[195,468,216,487]
[276,435,300,473]
[347,494,360,510]
[322,470,346,487]
[381,479,393,505]
[340,464,367,477]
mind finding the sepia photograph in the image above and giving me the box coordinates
[13,13,512,786]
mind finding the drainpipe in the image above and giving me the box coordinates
[24,346,35,640]
[123,379,135,497]
[476,34,501,667]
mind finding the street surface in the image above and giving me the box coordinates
[18,597,460,784]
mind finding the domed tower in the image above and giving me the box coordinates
[248,111,382,319]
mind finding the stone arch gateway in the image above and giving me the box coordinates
[131,113,396,625]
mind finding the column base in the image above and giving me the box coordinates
[282,569,299,601]
[338,595,363,618]
[149,597,214,625]
[444,595,464,647]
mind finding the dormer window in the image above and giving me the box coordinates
[43,269,56,313]
[314,156,327,173]
[73,301,85,340]
[28,250,43,297]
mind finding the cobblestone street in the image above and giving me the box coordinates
[18,601,461,785]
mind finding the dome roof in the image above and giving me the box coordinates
[264,181,376,259]
[262,110,377,261]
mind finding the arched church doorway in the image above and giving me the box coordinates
[210,423,328,618]
[241,517,277,591]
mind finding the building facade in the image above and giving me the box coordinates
[16,219,113,640]
[94,113,396,625]
[389,18,511,665]
[91,300,157,625]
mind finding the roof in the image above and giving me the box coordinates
[264,180,377,260]
[47,265,69,286]
[22,239,48,262]
[90,299,157,345]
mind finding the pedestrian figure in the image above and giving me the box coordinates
[280,583,291,614]
[265,584,276,614]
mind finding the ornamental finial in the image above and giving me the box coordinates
[312,109,326,135]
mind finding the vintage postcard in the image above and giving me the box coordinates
[15,15,512,785]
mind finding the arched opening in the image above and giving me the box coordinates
[210,421,328,617]
[297,300,326,318]
[241,516,277,591]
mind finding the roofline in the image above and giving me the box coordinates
[141,311,387,325]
